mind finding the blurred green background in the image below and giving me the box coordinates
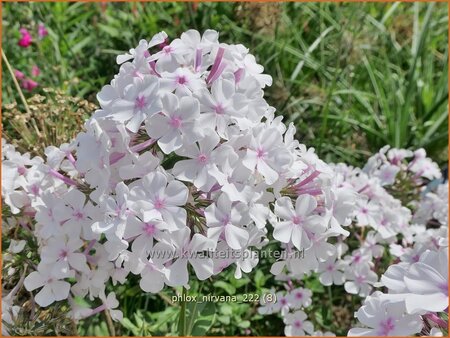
[2,2,448,166]
[1,2,448,335]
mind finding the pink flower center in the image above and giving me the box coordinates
[353,254,361,263]
[163,46,172,54]
[280,298,287,306]
[17,166,26,175]
[293,320,302,329]
[169,116,182,129]
[154,198,165,210]
[59,250,68,259]
[135,96,147,109]
[355,275,365,284]
[295,292,303,299]
[256,147,266,159]
[177,75,187,85]
[292,216,302,225]
[214,104,224,115]
[221,215,230,226]
[379,317,395,335]
[197,153,208,164]
[361,207,368,214]
[30,184,40,196]
[143,222,156,236]
[327,264,334,272]
[73,210,84,220]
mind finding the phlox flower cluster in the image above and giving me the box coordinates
[349,210,448,336]
[258,284,335,337]
[363,146,441,186]
[1,30,355,324]
[258,146,447,336]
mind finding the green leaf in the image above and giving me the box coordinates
[254,270,266,289]
[98,23,120,38]
[72,36,93,54]
[213,281,236,295]
[191,302,216,336]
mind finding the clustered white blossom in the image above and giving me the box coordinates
[258,146,448,336]
[2,30,355,326]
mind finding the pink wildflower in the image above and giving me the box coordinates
[18,28,32,47]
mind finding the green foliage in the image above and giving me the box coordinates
[2,2,448,166]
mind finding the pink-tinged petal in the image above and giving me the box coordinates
[158,132,183,154]
[146,113,171,140]
[193,167,209,190]
[404,262,446,294]
[344,281,359,294]
[257,159,278,184]
[166,258,189,286]
[161,92,179,114]
[64,189,86,209]
[270,261,286,275]
[140,271,165,293]
[124,217,145,238]
[178,96,199,119]
[291,228,307,251]
[381,264,408,292]
[295,194,317,216]
[319,271,333,286]
[275,197,296,220]
[161,207,186,230]
[405,293,448,314]
[172,159,198,182]
[199,133,220,155]
[315,241,336,261]
[143,171,167,196]
[190,233,215,252]
[224,224,249,250]
[260,129,281,150]
[35,285,54,307]
[347,328,376,336]
[190,257,214,280]
[303,321,314,335]
[50,280,71,301]
[391,316,423,336]
[126,113,145,133]
[68,253,89,272]
[165,180,188,206]
[207,226,223,243]
[242,149,258,171]
[112,97,135,112]
[273,221,294,244]
[24,271,46,291]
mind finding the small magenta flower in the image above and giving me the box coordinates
[14,70,25,80]
[21,78,38,92]
[31,65,40,77]
[37,23,48,39]
[18,28,32,47]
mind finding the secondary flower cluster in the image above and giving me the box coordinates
[258,146,448,336]
[2,30,355,323]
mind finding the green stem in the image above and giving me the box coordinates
[327,285,334,329]
[187,283,204,335]
[178,287,186,336]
